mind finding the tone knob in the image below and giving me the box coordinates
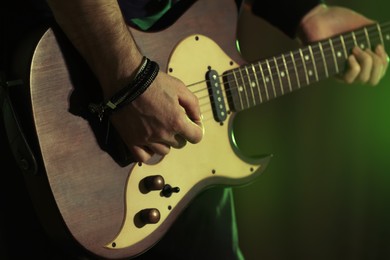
[140,208,161,224]
[143,175,165,191]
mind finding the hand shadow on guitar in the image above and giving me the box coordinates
[51,25,136,167]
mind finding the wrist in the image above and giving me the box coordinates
[89,57,160,121]
[99,51,144,99]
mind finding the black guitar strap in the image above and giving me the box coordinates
[0,73,37,176]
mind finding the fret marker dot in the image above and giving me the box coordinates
[360,44,365,49]
[304,55,310,61]
[281,71,285,77]
[251,81,256,88]
[308,70,313,76]
[337,51,342,58]
[386,34,390,41]
[239,86,243,92]
[265,77,269,82]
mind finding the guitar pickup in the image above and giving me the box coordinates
[206,70,227,123]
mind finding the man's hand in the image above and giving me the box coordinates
[298,4,389,86]
[46,0,204,163]
[110,71,204,163]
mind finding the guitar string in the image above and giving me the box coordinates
[198,55,389,119]
[195,33,389,117]
[194,40,389,108]
[190,23,390,121]
[190,23,390,96]
[188,22,390,93]
[189,20,390,94]
[190,24,390,104]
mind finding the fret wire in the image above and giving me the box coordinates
[244,65,256,106]
[377,23,385,46]
[318,41,329,78]
[265,59,277,97]
[232,69,244,110]
[340,35,348,58]
[357,32,366,49]
[298,48,310,85]
[258,62,270,101]
[308,45,319,81]
[238,67,250,108]
[290,51,301,89]
[274,24,387,80]
[328,38,339,74]
[229,34,383,89]
[220,22,390,100]
[251,63,263,103]
[282,54,292,92]
[273,57,284,95]
[364,27,372,50]
[352,31,358,47]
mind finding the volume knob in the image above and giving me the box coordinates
[143,175,165,191]
[140,208,161,224]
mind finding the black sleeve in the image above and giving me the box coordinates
[250,0,324,38]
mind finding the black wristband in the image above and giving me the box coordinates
[89,57,159,121]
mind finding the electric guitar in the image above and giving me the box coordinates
[7,0,390,258]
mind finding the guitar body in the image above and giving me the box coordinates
[19,0,270,258]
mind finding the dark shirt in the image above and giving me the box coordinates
[118,0,322,37]
[24,0,323,37]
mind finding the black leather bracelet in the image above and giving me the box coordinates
[89,57,159,121]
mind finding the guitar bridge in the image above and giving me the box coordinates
[206,69,227,123]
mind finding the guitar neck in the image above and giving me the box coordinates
[225,21,390,112]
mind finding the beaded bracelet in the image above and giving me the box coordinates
[89,57,159,121]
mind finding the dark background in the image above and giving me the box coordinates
[234,0,390,259]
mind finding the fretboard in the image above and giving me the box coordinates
[224,21,390,112]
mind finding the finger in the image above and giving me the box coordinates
[150,131,187,149]
[367,49,384,86]
[177,114,204,144]
[375,45,389,77]
[147,143,171,156]
[343,55,360,84]
[171,134,187,149]
[352,47,373,83]
[178,87,203,127]
[176,90,204,143]
[130,145,154,163]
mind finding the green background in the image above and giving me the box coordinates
[233,1,390,259]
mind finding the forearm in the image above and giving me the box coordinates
[46,0,143,97]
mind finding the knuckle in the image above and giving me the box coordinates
[362,50,373,62]
[172,117,185,133]
[359,73,370,83]
[137,153,151,163]
[158,148,170,156]
[350,62,361,75]
[343,74,355,84]
[369,77,380,86]
[192,94,200,105]
[373,55,384,68]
